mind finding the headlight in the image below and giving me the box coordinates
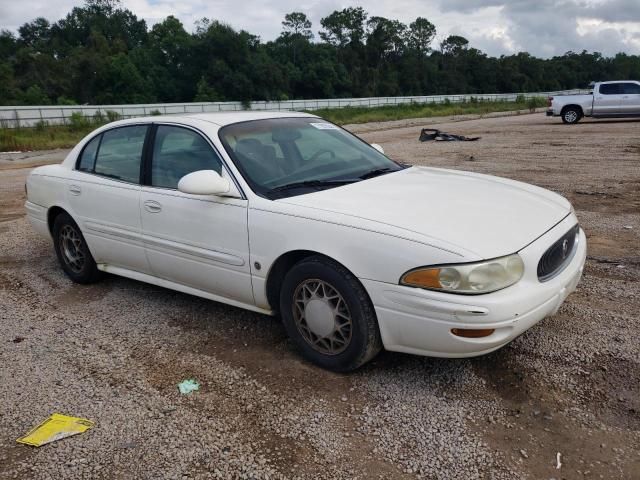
[400,254,525,294]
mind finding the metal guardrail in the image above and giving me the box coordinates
[0,91,586,128]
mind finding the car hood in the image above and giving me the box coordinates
[277,166,571,259]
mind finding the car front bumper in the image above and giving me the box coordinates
[362,215,586,358]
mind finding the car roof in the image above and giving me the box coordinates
[109,110,319,128]
[599,80,639,84]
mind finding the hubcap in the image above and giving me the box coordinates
[292,279,352,355]
[60,225,85,273]
[565,111,577,122]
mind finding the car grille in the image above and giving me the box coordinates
[537,225,580,282]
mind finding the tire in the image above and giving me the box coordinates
[561,107,581,124]
[279,255,382,372]
[52,212,103,284]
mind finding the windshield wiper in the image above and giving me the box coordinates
[270,179,359,194]
[359,167,397,180]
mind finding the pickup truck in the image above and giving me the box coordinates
[546,80,640,124]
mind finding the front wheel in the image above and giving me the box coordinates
[279,256,382,371]
[561,107,581,124]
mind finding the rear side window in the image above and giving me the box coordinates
[622,83,640,94]
[599,84,622,95]
[150,125,222,189]
[94,126,148,183]
[77,135,101,172]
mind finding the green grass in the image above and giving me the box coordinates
[0,123,100,151]
[312,97,547,125]
[0,97,546,152]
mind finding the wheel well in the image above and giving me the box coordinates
[265,250,361,312]
[47,206,68,234]
[561,104,583,116]
[265,250,316,311]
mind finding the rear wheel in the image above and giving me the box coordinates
[561,107,581,124]
[279,255,382,371]
[52,212,103,284]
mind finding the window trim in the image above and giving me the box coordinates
[74,123,151,185]
[143,122,246,199]
[76,132,103,173]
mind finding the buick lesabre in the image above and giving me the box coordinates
[25,112,586,371]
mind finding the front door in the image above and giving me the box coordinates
[140,124,254,305]
[593,83,624,116]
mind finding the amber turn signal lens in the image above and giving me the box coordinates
[402,269,441,288]
[451,328,495,338]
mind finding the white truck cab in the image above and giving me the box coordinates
[547,80,640,123]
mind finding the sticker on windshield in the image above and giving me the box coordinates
[309,123,340,130]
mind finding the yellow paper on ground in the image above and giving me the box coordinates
[17,413,94,447]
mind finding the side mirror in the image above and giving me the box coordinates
[178,170,233,196]
[371,143,384,154]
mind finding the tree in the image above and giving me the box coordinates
[18,18,52,52]
[366,17,407,57]
[441,35,469,56]
[319,7,367,47]
[281,12,313,40]
[147,16,193,101]
[194,76,220,101]
[0,62,18,104]
[408,17,436,54]
[0,30,17,61]
[279,12,313,65]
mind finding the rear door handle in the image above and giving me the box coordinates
[143,200,162,213]
[69,185,81,195]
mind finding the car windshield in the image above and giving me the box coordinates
[219,117,403,198]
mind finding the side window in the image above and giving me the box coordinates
[151,126,223,189]
[599,84,621,95]
[622,83,640,94]
[77,135,101,172]
[94,125,148,183]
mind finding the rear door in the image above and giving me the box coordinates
[66,124,151,273]
[619,82,640,115]
[140,124,254,305]
[592,83,624,115]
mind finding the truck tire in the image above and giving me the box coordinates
[561,106,582,124]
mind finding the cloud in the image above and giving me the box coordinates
[0,0,638,57]
[436,0,640,56]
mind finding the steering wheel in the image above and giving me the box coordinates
[308,149,336,162]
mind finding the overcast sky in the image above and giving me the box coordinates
[1,0,639,58]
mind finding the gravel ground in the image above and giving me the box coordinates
[1,113,639,479]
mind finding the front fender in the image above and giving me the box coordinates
[248,207,467,310]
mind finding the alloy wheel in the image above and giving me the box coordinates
[564,110,578,123]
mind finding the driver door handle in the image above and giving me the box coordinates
[144,200,162,213]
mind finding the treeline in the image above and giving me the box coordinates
[1,0,639,106]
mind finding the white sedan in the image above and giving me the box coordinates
[25,112,586,371]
